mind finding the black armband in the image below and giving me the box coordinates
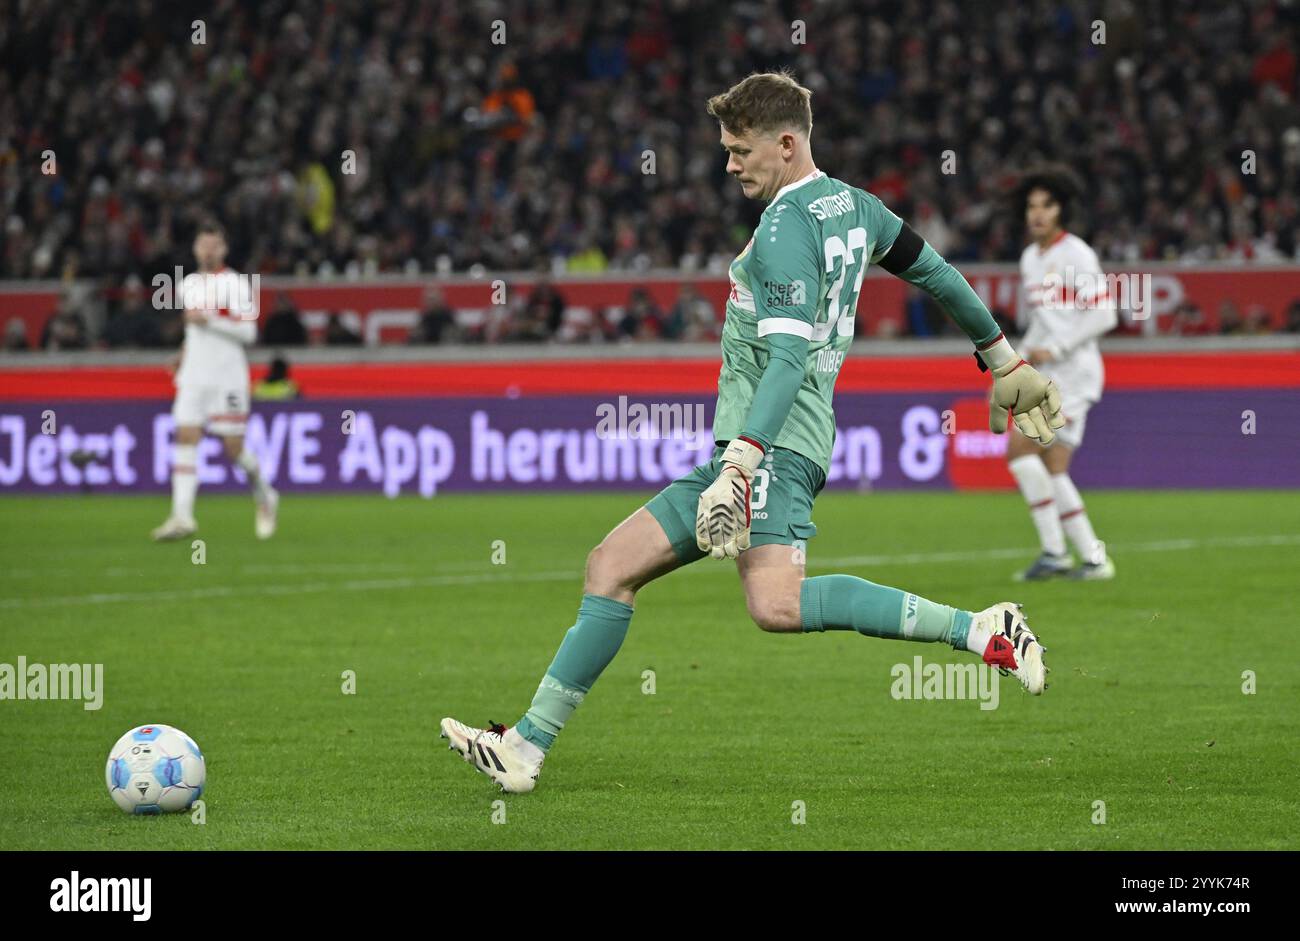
[877,222,924,275]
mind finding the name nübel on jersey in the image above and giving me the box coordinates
[815,348,845,373]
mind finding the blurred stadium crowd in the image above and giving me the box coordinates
[4,0,1300,349]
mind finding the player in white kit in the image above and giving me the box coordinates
[1007,167,1116,580]
[152,220,279,541]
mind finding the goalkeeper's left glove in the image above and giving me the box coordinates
[695,437,764,560]
[975,335,1066,445]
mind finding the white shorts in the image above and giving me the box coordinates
[173,382,250,436]
[1053,396,1093,450]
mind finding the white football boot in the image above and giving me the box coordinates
[255,486,279,540]
[974,602,1050,695]
[440,718,545,793]
[1071,542,1115,581]
[151,516,197,542]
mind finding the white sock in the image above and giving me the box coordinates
[965,620,994,656]
[236,449,267,500]
[172,444,198,524]
[505,727,545,764]
[1051,473,1104,564]
[1008,455,1066,556]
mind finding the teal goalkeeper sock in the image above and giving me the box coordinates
[799,574,972,649]
[516,594,633,752]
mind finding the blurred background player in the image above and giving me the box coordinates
[1007,167,1118,580]
[152,221,279,542]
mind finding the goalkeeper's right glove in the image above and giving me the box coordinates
[695,437,764,560]
[975,335,1066,445]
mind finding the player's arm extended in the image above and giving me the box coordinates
[695,217,817,559]
[738,332,806,452]
[879,222,1064,441]
[695,329,806,559]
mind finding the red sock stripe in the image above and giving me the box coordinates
[1030,498,1055,510]
[1058,507,1085,521]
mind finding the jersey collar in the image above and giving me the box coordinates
[1036,230,1069,254]
[770,168,824,203]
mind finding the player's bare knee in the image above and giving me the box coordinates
[746,593,800,633]
[584,541,631,597]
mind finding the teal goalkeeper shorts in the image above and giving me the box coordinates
[645,445,828,564]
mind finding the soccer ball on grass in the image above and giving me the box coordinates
[105,724,205,814]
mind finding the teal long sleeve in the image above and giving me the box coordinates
[739,331,808,451]
[899,242,1001,346]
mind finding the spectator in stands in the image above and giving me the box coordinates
[408,287,458,344]
[324,313,363,346]
[525,280,567,336]
[1218,301,1244,335]
[3,318,30,352]
[4,0,1299,337]
[253,355,300,400]
[502,296,551,343]
[40,299,89,351]
[480,62,537,143]
[102,276,161,348]
[617,287,664,340]
[1285,299,1300,333]
[1169,301,1211,336]
[662,284,718,341]
[263,293,308,346]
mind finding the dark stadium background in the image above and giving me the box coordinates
[2,0,1298,494]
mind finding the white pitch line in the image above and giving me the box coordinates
[2,532,1299,610]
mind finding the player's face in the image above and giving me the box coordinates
[1025,188,1062,241]
[720,127,787,201]
[193,233,227,271]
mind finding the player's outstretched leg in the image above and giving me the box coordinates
[153,426,201,541]
[221,434,278,540]
[441,507,684,792]
[738,545,1049,695]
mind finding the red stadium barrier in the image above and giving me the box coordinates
[4,264,1300,346]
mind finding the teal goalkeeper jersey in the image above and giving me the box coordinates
[712,169,905,471]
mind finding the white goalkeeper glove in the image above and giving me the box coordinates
[977,336,1066,445]
[695,437,764,560]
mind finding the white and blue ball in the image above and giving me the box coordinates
[105,724,205,814]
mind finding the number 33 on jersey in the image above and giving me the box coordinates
[713,169,906,471]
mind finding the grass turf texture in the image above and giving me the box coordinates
[1,490,1296,850]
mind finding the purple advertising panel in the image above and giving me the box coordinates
[1,391,1297,494]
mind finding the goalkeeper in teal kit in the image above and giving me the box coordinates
[442,72,1063,792]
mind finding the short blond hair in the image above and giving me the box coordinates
[707,71,812,137]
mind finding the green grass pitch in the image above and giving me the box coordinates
[1,489,1297,850]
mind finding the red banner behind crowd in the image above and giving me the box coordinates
[4,265,1300,346]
